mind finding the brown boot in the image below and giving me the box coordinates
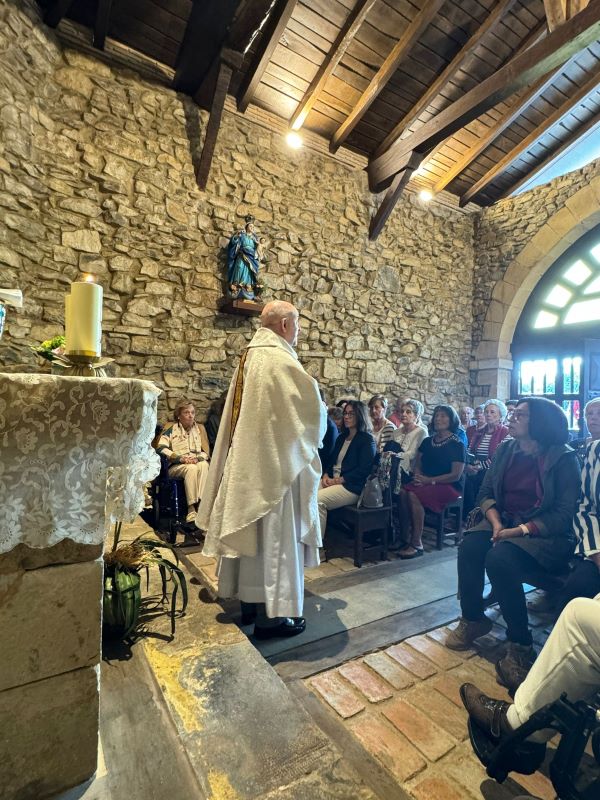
[459,682,512,739]
[446,616,493,650]
[496,642,536,694]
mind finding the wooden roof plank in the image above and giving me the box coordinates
[460,66,600,205]
[93,0,113,50]
[330,0,446,152]
[374,0,519,157]
[290,0,378,130]
[369,0,600,191]
[498,105,600,198]
[237,0,299,112]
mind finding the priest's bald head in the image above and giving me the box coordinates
[260,300,299,347]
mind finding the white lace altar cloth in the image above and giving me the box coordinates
[0,373,161,554]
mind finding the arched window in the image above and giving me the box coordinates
[512,224,600,434]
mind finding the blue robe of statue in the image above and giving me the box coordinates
[227,230,260,300]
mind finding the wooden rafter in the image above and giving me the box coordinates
[460,69,600,206]
[544,0,567,30]
[368,0,600,192]
[93,0,113,50]
[196,52,240,190]
[330,0,445,153]
[237,0,298,113]
[173,0,242,96]
[289,0,378,131]
[374,0,519,158]
[368,152,422,241]
[498,108,600,199]
[227,0,281,53]
[43,0,74,28]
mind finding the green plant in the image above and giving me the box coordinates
[102,521,188,639]
[29,334,66,363]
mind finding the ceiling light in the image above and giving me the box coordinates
[419,189,433,202]
[286,131,303,149]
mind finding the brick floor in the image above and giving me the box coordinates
[305,615,558,800]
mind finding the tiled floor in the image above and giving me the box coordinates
[305,616,558,800]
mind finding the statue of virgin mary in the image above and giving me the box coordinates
[226,215,262,301]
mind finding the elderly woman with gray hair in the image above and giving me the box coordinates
[463,398,510,519]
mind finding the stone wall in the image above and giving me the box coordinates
[0,0,475,417]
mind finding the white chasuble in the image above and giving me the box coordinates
[198,327,326,618]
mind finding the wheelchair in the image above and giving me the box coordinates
[141,452,202,546]
[468,693,600,799]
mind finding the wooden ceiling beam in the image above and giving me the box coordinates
[227,0,280,53]
[374,0,519,158]
[460,69,600,206]
[195,53,238,191]
[289,0,378,131]
[93,0,113,50]
[43,0,74,28]
[498,108,600,200]
[330,0,445,153]
[368,0,600,192]
[368,152,422,241]
[173,0,242,95]
[237,0,298,113]
[544,0,567,31]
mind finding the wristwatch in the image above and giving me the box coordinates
[519,523,530,538]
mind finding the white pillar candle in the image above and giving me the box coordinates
[64,294,71,353]
[67,277,103,357]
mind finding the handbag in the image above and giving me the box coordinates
[357,476,384,509]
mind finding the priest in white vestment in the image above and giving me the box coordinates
[198,300,326,639]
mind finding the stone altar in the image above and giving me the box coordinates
[0,373,160,799]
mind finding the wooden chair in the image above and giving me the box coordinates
[329,502,391,568]
[425,494,464,550]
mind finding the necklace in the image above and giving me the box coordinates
[431,434,453,447]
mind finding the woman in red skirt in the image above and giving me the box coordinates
[397,405,466,559]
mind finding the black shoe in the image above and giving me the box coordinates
[241,610,257,626]
[253,617,306,640]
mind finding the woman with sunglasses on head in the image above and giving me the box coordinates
[446,398,580,694]
[318,400,376,539]
[398,405,466,559]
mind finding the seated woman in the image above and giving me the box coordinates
[369,394,396,453]
[467,405,486,447]
[157,399,211,524]
[446,397,580,694]
[318,400,376,537]
[398,405,466,559]
[463,398,509,518]
[328,405,344,433]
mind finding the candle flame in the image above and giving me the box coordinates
[82,273,96,283]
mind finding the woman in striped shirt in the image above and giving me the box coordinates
[368,394,396,453]
[463,398,509,518]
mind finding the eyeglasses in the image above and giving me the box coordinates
[508,410,529,421]
[343,411,356,417]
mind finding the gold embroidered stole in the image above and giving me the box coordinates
[229,348,249,448]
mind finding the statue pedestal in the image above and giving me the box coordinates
[0,373,160,799]
[220,297,264,317]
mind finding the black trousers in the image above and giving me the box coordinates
[462,471,485,519]
[457,530,550,646]
[558,558,600,610]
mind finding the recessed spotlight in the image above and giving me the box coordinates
[419,189,433,202]
[286,131,303,149]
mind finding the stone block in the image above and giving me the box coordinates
[0,666,99,800]
[0,540,102,574]
[309,671,365,718]
[0,560,102,692]
[337,661,393,703]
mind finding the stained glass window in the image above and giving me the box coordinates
[528,239,600,330]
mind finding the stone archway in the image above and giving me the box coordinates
[472,179,600,403]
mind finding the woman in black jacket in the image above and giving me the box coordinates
[318,400,376,537]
